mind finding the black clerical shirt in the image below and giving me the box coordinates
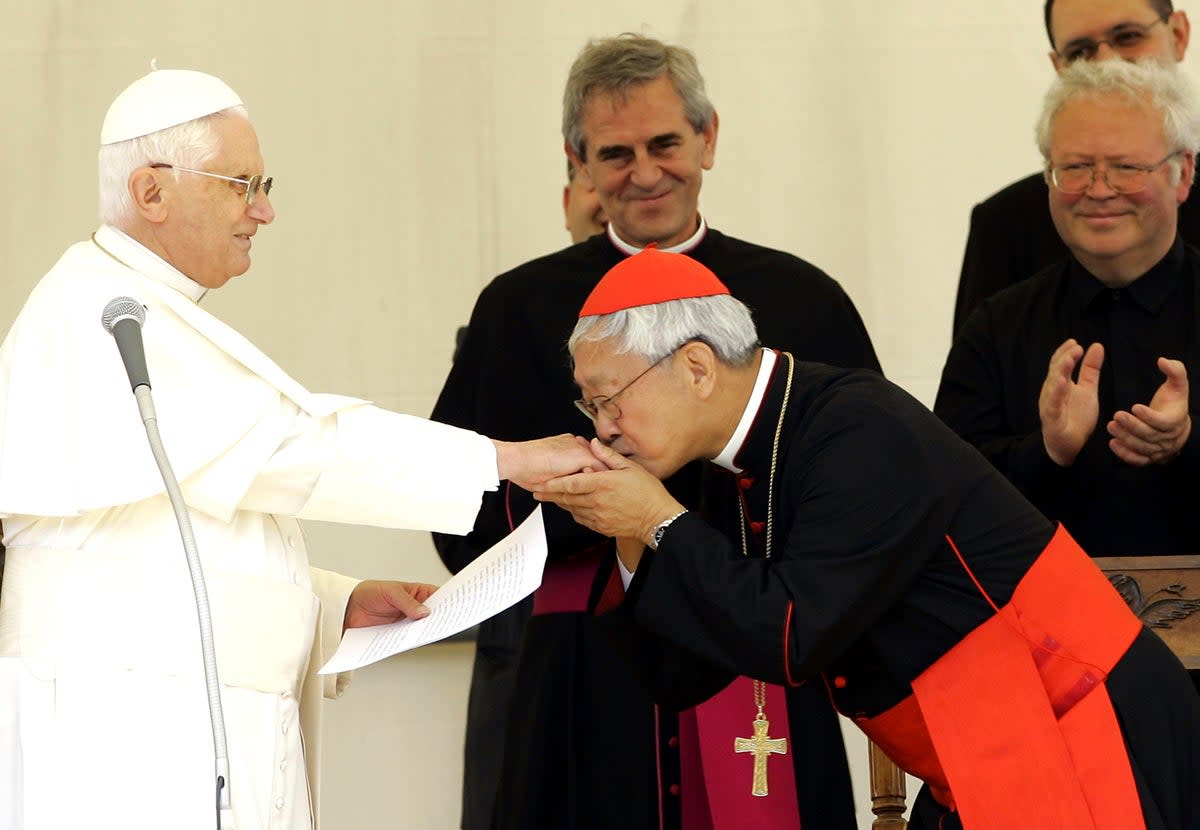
[935,237,1200,557]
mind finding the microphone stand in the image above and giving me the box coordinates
[94,296,234,829]
[133,384,233,829]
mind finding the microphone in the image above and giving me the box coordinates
[101,296,233,825]
[101,297,151,390]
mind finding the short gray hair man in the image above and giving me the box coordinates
[561,33,715,160]
[1037,57,1200,186]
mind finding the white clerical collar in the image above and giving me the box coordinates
[92,224,209,303]
[711,348,777,474]
[607,215,708,256]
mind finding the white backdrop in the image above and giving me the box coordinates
[5,1,1195,827]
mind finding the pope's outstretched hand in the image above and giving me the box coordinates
[493,434,609,491]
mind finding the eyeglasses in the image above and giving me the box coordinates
[574,349,676,421]
[1056,16,1167,63]
[149,163,274,205]
[1048,151,1182,195]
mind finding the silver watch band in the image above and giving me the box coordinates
[651,510,688,550]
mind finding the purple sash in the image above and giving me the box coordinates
[685,676,801,829]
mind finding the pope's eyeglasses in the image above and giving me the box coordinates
[150,163,274,206]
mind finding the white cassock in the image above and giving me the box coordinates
[0,225,499,830]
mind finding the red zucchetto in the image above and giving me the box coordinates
[578,245,730,317]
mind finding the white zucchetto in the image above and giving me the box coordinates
[100,68,243,145]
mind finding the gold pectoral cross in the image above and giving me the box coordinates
[733,715,788,796]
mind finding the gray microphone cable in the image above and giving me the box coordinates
[102,297,233,828]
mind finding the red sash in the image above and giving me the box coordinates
[855,525,1144,830]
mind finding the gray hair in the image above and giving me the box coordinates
[569,294,760,367]
[1036,59,1200,185]
[97,105,248,226]
[562,34,715,160]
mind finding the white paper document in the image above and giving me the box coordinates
[318,506,548,674]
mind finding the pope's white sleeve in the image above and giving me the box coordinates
[296,404,498,534]
[183,397,498,534]
[308,566,361,699]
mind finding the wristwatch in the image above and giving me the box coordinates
[650,511,688,550]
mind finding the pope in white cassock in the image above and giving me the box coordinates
[0,69,596,830]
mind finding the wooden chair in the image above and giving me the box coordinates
[1092,555,1200,670]
[868,739,908,828]
[865,554,1200,829]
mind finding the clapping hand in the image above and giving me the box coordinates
[1107,357,1192,466]
[1040,339,1104,466]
